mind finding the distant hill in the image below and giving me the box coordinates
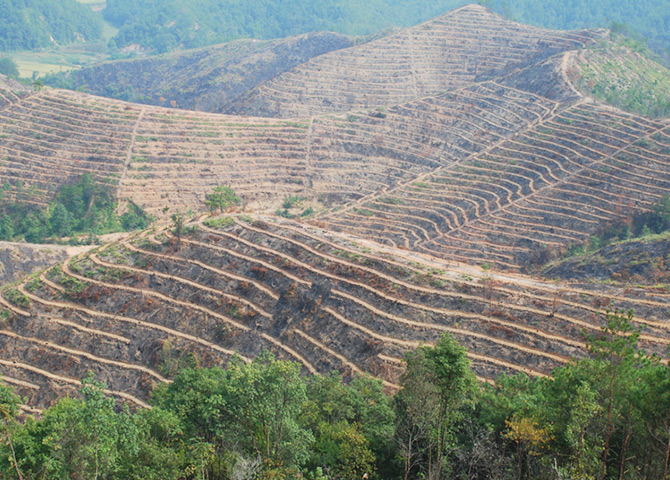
[489,0,670,61]
[56,32,355,111]
[64,5,598,116]
[0,0,102,51]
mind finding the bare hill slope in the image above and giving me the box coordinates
[63,32,355,112]
[1,216,669,410]
[224,4,601,117]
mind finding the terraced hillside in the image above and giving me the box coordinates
[5,68,666,273]
[225,4,601,117]
[321,97,670,270]
[0,86,135,207]
[1,5,670,411]
[1,215,669,411]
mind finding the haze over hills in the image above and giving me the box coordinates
[0,4,669,413]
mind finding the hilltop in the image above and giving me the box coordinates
[0,4,669,411]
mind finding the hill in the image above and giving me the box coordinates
[0,0,102,51]
[63,4,597,115]
[224,5,599,117]
[57,32,355,111]
[0,4,669,410]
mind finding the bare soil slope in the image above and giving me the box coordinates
[225,4,600,118]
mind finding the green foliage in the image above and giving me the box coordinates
[205,185,241,214]
[152,351,312,478]
[282,195,304,210]
[484,0,670,59]
[1,323,670,479]
[120,201,152,231]
[301,373,395,478]
[0,0,102,51]
[0,378,19,422]
[203,216,234,229]
[100,0,669,58]
[394,334,478,479]
[559,196,670,263]
[0,57,18,78]
[6,373,142,479]
[3,286,29,308]
[573,36,670,117]
[0,174,152,243]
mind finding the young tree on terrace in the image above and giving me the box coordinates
[171,212,185,251]
[394,334,478,480]
[205,185,241,214]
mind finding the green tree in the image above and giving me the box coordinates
[0,58,19,78]
[153,352,312,478]
[49,203,72,237]
[7,373,140,479]
[31,79,44,92]
[586,310,640,480]
[301,373,395,478]
[205,185,241,214]
[394,334,478,480]
[0,378,23,480]
[171,212,185,250]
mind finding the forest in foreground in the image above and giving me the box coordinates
[1,311,669,480]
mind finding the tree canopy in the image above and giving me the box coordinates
[101,0,669,57]
[2,320,670,478]
[0,0,102,51]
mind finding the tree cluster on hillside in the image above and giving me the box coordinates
[482,0,669,59]
[0,174,151,244]
[1,311,669,479]
[0,0,102,51]
[0,57,19,78]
